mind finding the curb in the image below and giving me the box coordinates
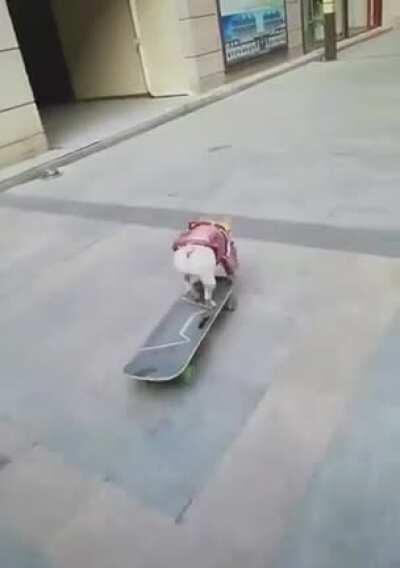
[0,24,392,194]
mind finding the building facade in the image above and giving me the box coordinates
[0,0,47,167]
[0,0,384,168]
[383,0,400,25]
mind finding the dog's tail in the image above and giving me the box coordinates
[185,247,195,259]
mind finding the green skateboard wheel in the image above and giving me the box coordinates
[181,364,195,384]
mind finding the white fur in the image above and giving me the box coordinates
[173,245,217,304]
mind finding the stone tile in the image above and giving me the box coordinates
[0,446,94,547]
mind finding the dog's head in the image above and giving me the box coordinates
[218,221,231,233]
[192,217,232,234]
[216,217,232,235]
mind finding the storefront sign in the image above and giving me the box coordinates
[218,0,288,66]
[323,0,335,14]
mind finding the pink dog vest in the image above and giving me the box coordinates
[173,221,237,276]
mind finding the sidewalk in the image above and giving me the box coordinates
[1,29,400,568]
[0,25,390,194]
[40,96,187,150]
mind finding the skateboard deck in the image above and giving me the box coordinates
[124,277,233,382]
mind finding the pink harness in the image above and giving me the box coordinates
[173,221,238,276]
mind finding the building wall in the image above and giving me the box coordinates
[177,0,303,92]
[336,0,345,35]
[0,0,47,168]
[383,0,400,25]
[286,0,304,56]
[177,0,225,92]
[348,0,368,29]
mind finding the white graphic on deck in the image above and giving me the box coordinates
[140,302,208,352]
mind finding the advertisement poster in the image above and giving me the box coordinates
[218,0,288,65]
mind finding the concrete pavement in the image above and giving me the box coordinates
[1,30,400,567]
[0,26,390,194]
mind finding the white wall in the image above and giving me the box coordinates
[132,0,191,96]
[52,0,147,100]
[286,0,304,54]
[383,0,400,25]
[336,0,345,35]
[348,0,368,29]
[0,0,47,167]
[178,0,224,92]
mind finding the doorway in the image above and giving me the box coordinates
[7,0,148,103]
[302,0,347,53]
[6,0,73,104]
[347,0,368,35]
[6,0,189,151]
[302,0,325,53]
[370,0,383,28]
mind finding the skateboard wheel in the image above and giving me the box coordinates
[181,365,195,384]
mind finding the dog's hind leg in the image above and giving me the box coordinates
[202,273,216,309]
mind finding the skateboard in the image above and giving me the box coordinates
[124,277,236,382]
